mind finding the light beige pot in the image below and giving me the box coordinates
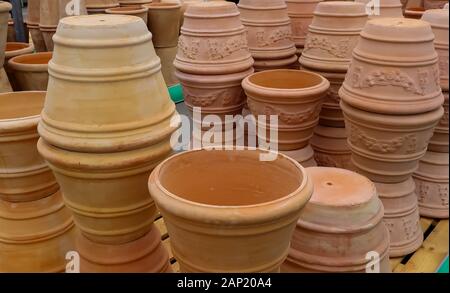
[149,149,314,272]
[27,0,47,51]
[7,52,52,91]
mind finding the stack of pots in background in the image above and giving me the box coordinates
[413,9,449,219]
[238,0,298,72]
[144,2,181,87]
[86,0,119,14]
[282,167,391,273]
[356,0,404,18]
[286,0,322,58]
[0,91,75,272]
[301,1,368,169]
[37,14,179,272]
[340,18,444,257]
[0,1,11,93]
[26,0,47,52]
[174,1,254,147]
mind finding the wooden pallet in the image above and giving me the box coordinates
[154,215,449,273]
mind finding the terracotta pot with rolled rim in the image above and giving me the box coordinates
[242,69,330,164]
[149,149,314,273]
[0,190,76,272]
[106,5,149,23]
[7,52,52,91]
[355,0,403,18]
[404,7,426,18]
[4,42,35,90]
[310,125,353,170]
[38,15,179,245]
[144,2,181,48]
[238,0,298,71]
[282,167,391,273]
[86,0,120,14]
[286,0,322,56]
[340,18,444,115]
[0,92,59,203]
[76,225,172,272]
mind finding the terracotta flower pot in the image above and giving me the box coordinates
[27,0,41,25]
[238,0,298,71]
[0,91,59,203]
[0,190,76,272]
[242,70,329,163]
[0,2,11,67]
[356,0,404,18]
[282,167,391,273]
[119,0,152,6]
[26,0,46,52]
[310,125,353,170]
[86,0,120,14]
[404,7,426,19]
[4,42,35,90]
[76,225,172,272]
[340,18,444,115]
[286,0,322,56]
[105,5,149,23]
[7,52,52,91]
[38,15,179,245]
[39,0,62,51]
[144,2,181,48]
[155,46,178,87]
[149,149,314,272]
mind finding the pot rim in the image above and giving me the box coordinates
[143,3,181,10]
[8,52,52,72]
[105,6,149,14]
[4,42,35,59]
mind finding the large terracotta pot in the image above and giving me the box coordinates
[26,0,47,52]
[4,42,35,90]
[0,190,76,272]
[0,92,59,203]
[356,0,404,18]
[238,0,298,71]
[38,15,179,245]
[340,18,444,115]
[76,225,172,272]
[86,0,120,14]
[242,70,329,163]
[282,167,391,273]
[286,0,322,56]
[105,5,149,23]
[149,149,314,272]
[0,1,11,93]
[144,3,181,48]
[7,52,52,91]
[40,0,62,51]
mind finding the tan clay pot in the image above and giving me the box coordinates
[7,52,52,91]
[76,224,172,272]
[0,190,76,272]
[238,0,298,71]
[340,18,444,115]
[149,149,314,272]
[310,125,353,170]
[282,167,391,273]
[4,42,35,91]
[119,0,152,6]
[7,18,15,42]
[105,5,149,23]
[27,0,46,52]
[38,15,179,245]
[242,70,329,163]
[404,7,426,19]
[0,1,11,68]
[39,0,61,51]
[286,0,322,55]
[144,2,181,48]
[0,92,59,203]
[86,0,120,14]
[356,0,404,18]
[156,46,178,86]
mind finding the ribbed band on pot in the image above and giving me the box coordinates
[355,0,403,18]
[285,0,322,49]
[428,92,449,152]
[299,1,368,73]
[340,18,444,115]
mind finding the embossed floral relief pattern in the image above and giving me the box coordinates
[415,179,449,207]
[290,19,309,38]
[255,27,293,47]
[314,152,351,169]
[383,218,420,241]
[303,36,351,58]
[184,88,245,108]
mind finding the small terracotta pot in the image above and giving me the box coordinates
[0,190,76,272]
[286,0,322,55]
[282,167,391,273]
[238,0,297,71]
[4,42,35,90]
[149,149,314,272]
[86,0,120,14]
[7,52,52,91]
[376,179,423,257]
[144,2,181,48]
[310,125,353,170]
[76,225,172,272]
[356,0,404,18]
[341,101,443,183]
[0,92,59,203]
[242,70,330,153]
[105,5,148,23]
[156,46,178,86]
[340,18,444,115]
[404,7,426,19]
[174,1,254,75]
[414,151,449,218]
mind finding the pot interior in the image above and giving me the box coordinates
[248,70,323,90]
[6,42,30,52]
[158,150,304,206]
[0,92,46,120]
[11,52,52,65]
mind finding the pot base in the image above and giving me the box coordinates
[280,145,317,167]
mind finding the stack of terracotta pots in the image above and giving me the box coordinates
[0,91,76,272]
[26,0,47,52]
[175,1,254,147]
[286,0,322,57]
[0,1,11,93]
[282,167,391,273]
[238,0,298,72]
[413,9,449,219]
[37,14,178,272]
[340,18,444,257]
[356,0,404,18]
[86,0,119,14]
[144,2,181,87]
[149,149,314,272]
[301,1,368,169]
